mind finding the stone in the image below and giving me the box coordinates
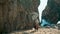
[0,0,40,33]
[42,0,60,24]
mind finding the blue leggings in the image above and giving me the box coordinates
[41,19,55,27]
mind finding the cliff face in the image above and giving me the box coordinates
[42,0,60,24]
[0,0,40,33]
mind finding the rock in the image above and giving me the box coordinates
[42,0,60,24]
[0,0,6,3]
[0,0,40,33]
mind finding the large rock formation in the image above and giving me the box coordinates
[0,0,40,33]
[42,0,60,24]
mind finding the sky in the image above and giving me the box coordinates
[38,0,48,22]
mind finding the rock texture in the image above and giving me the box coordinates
[10,28,59,34]
[0,0,40,33]
[42,0,60,24]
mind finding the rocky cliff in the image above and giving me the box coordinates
[42,0,60,24]
[0,0,40,33]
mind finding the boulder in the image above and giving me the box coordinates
[0,0,40,33]
[42,0,60,24]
